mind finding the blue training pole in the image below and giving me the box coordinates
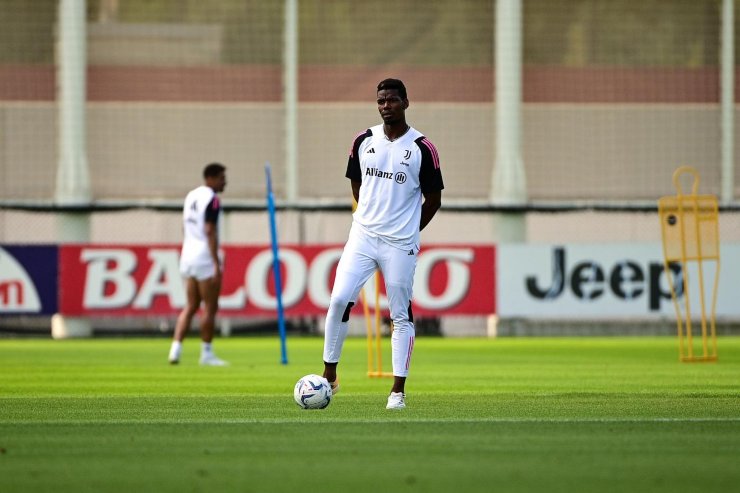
[265,163,288,365]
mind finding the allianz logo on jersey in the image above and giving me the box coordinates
[0,247,42,312]
[366,167,393,179]
[366,167,407,184]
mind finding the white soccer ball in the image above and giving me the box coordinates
[294,374,332,409]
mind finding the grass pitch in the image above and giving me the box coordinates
[1,336,739,493]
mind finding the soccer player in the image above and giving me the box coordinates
[322,79,444,409]
[168,163,229,366]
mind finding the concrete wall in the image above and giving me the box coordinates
[4,208,740,246]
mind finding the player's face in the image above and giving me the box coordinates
[210,172,226,193]
[377,89,407,125]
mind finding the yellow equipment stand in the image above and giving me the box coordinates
[658,166,719,362]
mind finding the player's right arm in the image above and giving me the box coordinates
[351,180,361,203]
[346,130,370,208]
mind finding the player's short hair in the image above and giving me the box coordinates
[203,162,226,179]
[377,78,407,100]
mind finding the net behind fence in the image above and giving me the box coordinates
[0,0,738,242]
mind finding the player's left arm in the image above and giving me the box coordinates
[346,130,368,205]
[416,136,444,231]
[204,196,222,279]
[420,190,441,231]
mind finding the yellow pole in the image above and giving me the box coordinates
[675,175,693,360]
[374,270,382,374]
[691,192,709,358]
[360,287,374,374]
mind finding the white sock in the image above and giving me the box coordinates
[168,341,182,360]
[201,341,213,356]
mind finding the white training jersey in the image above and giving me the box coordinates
[180,185,222,267]
[346,124,444,250]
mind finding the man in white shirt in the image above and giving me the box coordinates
[168,163,229,366]
[322,79,444,409]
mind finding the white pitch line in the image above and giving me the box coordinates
[4,417,740,425]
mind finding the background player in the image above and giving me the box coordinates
[322,78,444,409]
[168,163,229,366]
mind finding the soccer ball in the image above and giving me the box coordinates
[294,374,332,409]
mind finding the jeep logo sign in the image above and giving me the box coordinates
[496,243,726,319]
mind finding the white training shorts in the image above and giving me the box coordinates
[324,223,418,374]
[179,261,217,281]
[332,222,418,314]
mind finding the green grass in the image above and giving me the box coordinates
[1,336,739,493]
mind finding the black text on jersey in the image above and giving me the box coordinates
[366,167,393,179]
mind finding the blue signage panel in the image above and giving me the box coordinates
[0,245,58,315]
